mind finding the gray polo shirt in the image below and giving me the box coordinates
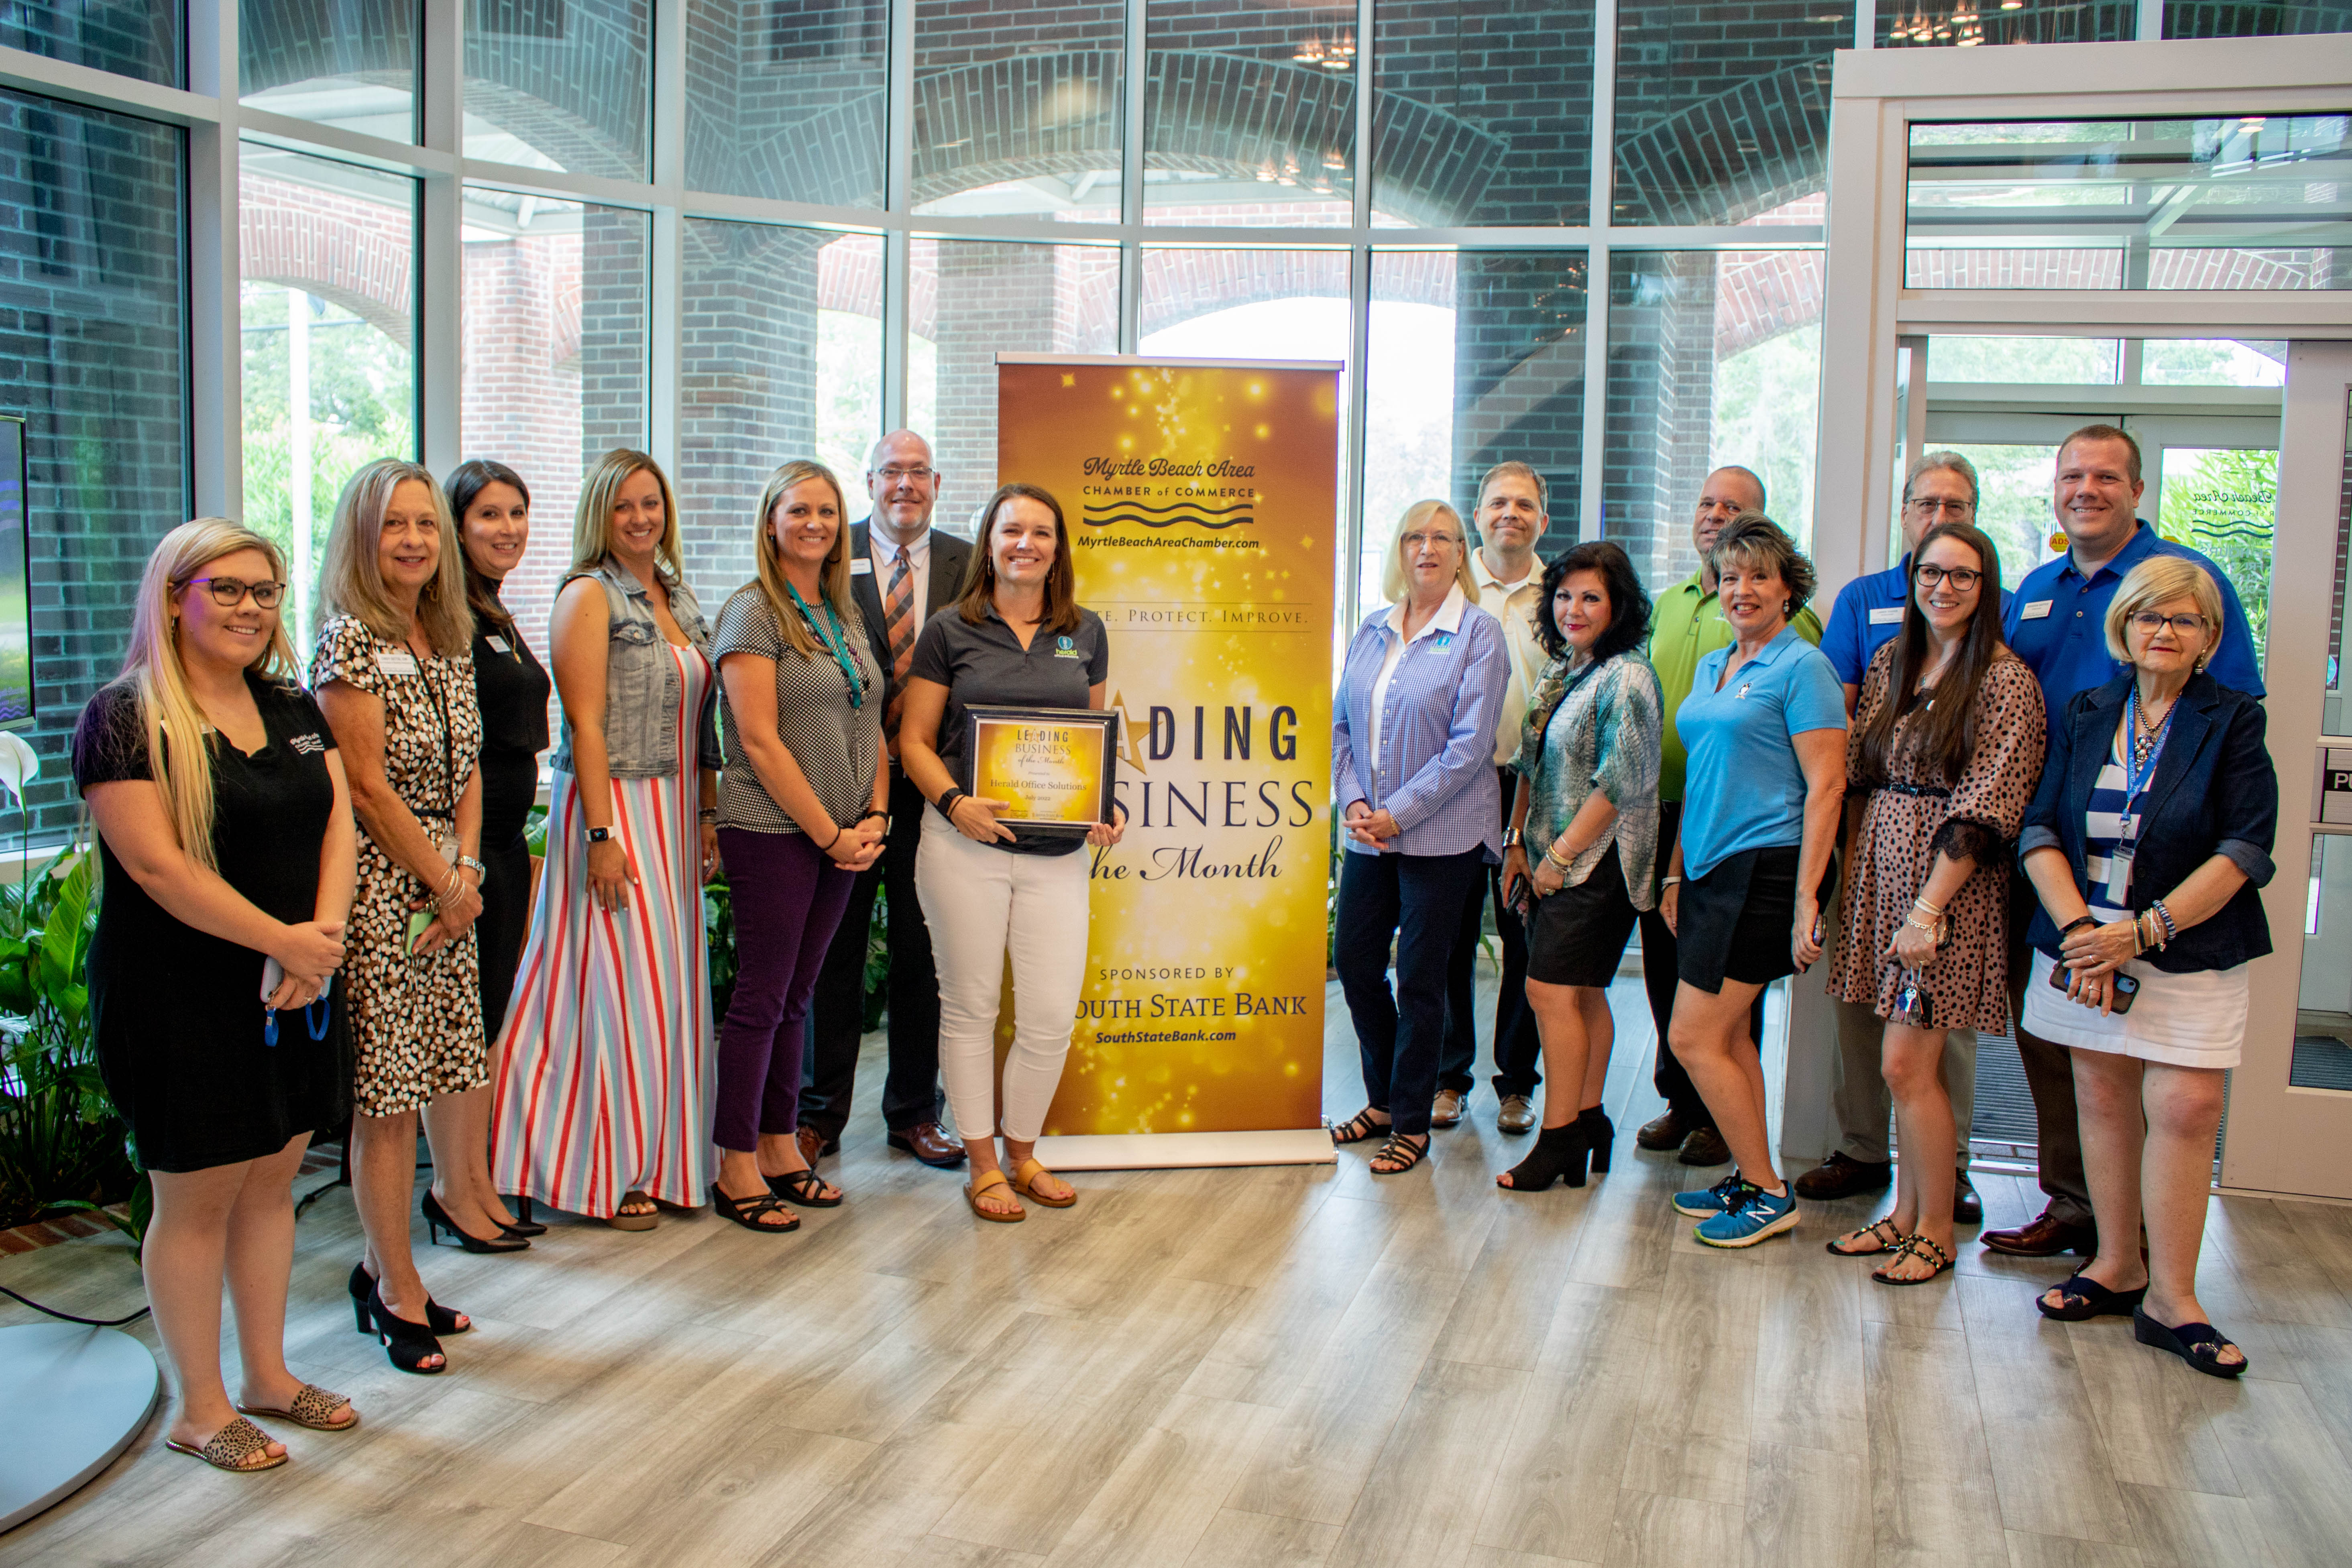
[907,602,1110,856]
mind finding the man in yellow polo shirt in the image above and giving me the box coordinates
[1637,466,1823,1167]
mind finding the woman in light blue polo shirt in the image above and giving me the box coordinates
[1330,500,1509,1177]
[1659,513,1848,1248]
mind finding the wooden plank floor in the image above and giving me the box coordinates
[7,976,2352,1567]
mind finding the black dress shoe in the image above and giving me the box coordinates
[1793,1151,1894,1201]
[1952,1170,1983,1226]
[1676,1126,1732,1167]
[1981,1208,2097,1257]
[1636,1109,1693,1151]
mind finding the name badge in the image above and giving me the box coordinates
[851,558,874,576]
[1868,605,1904,625]
[2021,600,2053,620]
[486,635,509,653]
[375,650,419,676]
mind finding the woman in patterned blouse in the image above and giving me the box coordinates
[1496,541,1662,1192]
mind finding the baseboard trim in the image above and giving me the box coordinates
[1032,1129,1337,1170]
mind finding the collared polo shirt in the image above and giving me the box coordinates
[1647,572,1824,804]
[1470,548,1547,768]
[1821,552,2014,690]
[1674,626,1847,881]
[905,601,1110,856]
[2003,520,2264,744]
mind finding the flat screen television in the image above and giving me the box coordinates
[0,417,31,729]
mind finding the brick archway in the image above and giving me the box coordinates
[238,175,413,344]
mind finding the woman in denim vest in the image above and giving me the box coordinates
[491,449,724,1230]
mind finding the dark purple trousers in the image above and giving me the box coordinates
[713,827,857,1152]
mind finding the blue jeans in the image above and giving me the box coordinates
[1334,845,1489,1137]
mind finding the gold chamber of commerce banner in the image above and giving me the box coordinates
[998,355,1338,1141]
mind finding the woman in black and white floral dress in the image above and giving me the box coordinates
[312,458,491,1377]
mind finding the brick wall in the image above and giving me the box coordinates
[0,90,186,835]
[0,0,179,86]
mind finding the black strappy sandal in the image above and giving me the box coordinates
[1871,1234,1955,1287]
[1826,1218,1906,1257]
[2134,1307,2248,1379]
[1369,1132,1429,1175]
[2036,1271,2148,1322]
[768,1167,842,1208]
[710,1183,801,1233]
[1329,1108,1389,1146]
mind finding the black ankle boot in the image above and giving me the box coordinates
[1576,1106,1616,1174]
[1497,1121,1592,1192]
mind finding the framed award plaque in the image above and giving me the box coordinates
[963,705,1120,835]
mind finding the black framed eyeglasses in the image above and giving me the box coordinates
[1914,564,1982,591]
[2129,611,2210,637]
[184,576,288,609]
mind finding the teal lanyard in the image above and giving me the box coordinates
[787,582,866,709]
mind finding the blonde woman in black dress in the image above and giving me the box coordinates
[76,519,358,1471]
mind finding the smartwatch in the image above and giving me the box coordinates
[585,826,613,843]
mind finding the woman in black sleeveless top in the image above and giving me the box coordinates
[442,460,552,1239]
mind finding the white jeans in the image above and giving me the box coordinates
[915,810,1091,1143]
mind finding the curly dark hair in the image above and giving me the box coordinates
[1534,540,1652,664]
[1709,510,1817,619]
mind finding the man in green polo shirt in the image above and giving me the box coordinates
[1635,466,1823,1166]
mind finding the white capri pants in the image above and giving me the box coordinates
[915,808,1091,1143]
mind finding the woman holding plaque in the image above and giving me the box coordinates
[706,460,886,1232]
[1330,500,1509,1177]
[899,482,1125,1223]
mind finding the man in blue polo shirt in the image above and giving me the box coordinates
[1983,423,2263,1259]
[1798,452,2008,1224]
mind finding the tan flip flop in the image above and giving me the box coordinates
[1008,1157,1076,1209]
[236,1383,357,1432]
[607,1189,659,1231]
[165,1415,288,1473]
[965,1169,1025,1223]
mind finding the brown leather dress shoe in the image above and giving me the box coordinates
[1952,1170,1983,1226]
[1980,1208,2096,1257]
[887,1121,967,1167]
[1793,1151,1893,1201]
[1677,1126,1732,1167]
[1635,1109,1692,1151]
[1496,1094,1536,1134]
[1431,1089,1465,1127]
[794,1125,835,1167]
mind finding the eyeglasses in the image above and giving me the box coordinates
[183,576,287,609]
[1913,564,1983,591]
[872,466,936,483]
[2130,611,2210,638]
[1904,497,1974,518]
[1401,531,1462,551]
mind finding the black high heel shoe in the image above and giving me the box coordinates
[365,1281,447,1375]
[348,1261,469,1336]
[1497,1121,1592,1191]
[422,1189,530,1254]
[1578,1106,1616,1174]
[496,1194,546,1238]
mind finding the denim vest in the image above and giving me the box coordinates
[549,556,724,780]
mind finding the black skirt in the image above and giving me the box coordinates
[1525,844,1641,988]
[1676,845,1802,995]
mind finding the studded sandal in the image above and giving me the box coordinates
[1870,1233,1955,1287]
[165,1415,287,1473]
[236,1383,357,1432]
[1826,1218,1906,1256]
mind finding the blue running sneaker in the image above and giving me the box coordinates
[1673,1173,1751,1219]
[1695,1185,1798,1248]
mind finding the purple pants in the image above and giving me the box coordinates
[713,827,857,1153]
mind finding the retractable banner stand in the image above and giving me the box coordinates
[997,354,1340,1169]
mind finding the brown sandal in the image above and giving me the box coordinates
[236,1383,357,1432]
[165,1415,287,1473]
[1009,1157,1076,1208]
[965,1169,1025,1223]
[607,1189,659,1231]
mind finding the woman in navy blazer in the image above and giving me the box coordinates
[2016,556,2274,1379]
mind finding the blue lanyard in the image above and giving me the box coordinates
[264,979,334,1048]
[787,583,866,710]
[2118,684,2174,847]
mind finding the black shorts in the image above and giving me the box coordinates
[1676,844,1801,995]
[1525,844,1641,988]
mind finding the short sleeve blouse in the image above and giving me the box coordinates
[711,585,884,836]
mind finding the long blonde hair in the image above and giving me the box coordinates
[573,449,684,580]
[749,460,857,658]
[318,457,473,655]
[120,519,302,871]
[1380,499,1478,605]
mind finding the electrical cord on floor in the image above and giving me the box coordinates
[0,1282,149,1326]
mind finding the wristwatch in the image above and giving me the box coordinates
[456,855,486,878]
[585,826,613,843]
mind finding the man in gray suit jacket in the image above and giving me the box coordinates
[803,430,972,1167]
